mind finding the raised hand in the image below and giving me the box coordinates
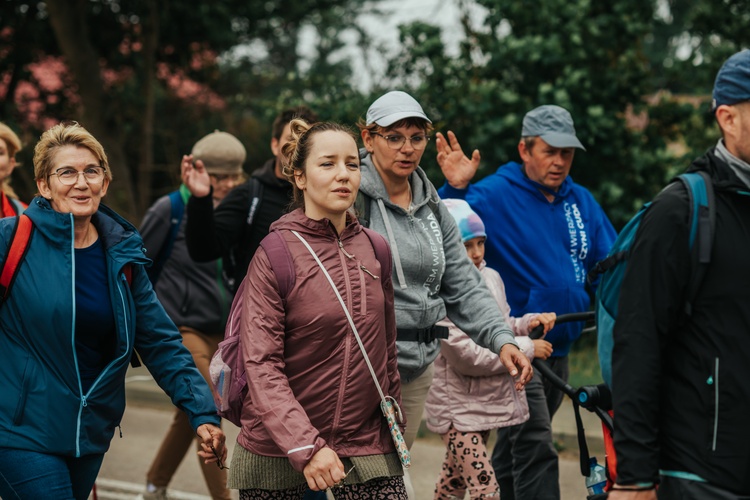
[436,131,481,189]
[180,154,211,198]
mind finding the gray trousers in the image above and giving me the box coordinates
[491,369,560,500]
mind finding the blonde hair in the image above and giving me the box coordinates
[280,119,358,209]
[33,122,112,181]
[0,122,23,199]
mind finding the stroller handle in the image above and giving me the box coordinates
[528,310,614,432]
[529,311,595,340]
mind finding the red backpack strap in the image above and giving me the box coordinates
[0,214,34,303]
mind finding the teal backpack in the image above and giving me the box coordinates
[589,172,715,387]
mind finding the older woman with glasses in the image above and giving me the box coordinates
[0,122,226,500]
[356,91,533,496]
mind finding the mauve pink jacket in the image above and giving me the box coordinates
[236,209,401,472]
[425,262,535,434]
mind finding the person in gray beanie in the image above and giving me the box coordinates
[137,130,245,500]
[609,48,750,500]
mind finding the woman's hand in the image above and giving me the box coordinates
[435,131,480,189]
[180,154,211,198]
[529,312,557,335]
[303,447,346,491]
[196,423,227,465]
[499,343,533,391]
[532,339,554,360]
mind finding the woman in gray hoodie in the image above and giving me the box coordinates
[356,91,533,456]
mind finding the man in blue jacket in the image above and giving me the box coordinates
[437,105,616,500]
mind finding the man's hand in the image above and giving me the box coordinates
[435,131,480,189]
[181,154,211,198]
[303,447,345,491]
[499,343,533,390]
[528,312,556,335]
[196,423,226,465]
[608,489,657,500]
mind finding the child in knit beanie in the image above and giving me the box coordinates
[424,199,556,499]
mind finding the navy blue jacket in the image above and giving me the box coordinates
[0,197,220,457]
[439,162,616,356]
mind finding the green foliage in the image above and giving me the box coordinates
[383,0,741,229]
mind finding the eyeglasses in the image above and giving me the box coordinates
[371,133,431,151]
[51,166,106,186]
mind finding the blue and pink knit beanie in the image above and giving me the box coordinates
[442,198,486,243]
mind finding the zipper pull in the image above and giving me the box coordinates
[361,265,379,279]
[338,239,355,259]
[81,395,88,407]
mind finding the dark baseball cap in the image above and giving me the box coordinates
[521,105,585,151]
[712,49,750,112]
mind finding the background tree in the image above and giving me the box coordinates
[1,0,364,221]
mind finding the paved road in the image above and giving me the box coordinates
[95,387,600,499]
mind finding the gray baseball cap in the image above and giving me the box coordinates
[521,105,585,151]
[366,91,432,127]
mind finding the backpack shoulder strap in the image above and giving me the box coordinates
[355,191,372,228]
[259,230,295,302]
[246,177,265,227]
[677,171,715,317]
[147,190,185,283]
[362,227,392,279]
[9,197,25,216]
[0,214,34,304]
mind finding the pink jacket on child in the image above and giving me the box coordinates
[425,261,536,434]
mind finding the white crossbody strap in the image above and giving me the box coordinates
[290,230,388,405]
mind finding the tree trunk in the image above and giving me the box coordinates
[45,0,138,221]
[137,2,159,216]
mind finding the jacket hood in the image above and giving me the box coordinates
[358,149,440,210]
[25,196,149,267]
[497,161,573,203]
[687,147,750,193]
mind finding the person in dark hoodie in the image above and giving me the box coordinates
[182,106,318,292]
[436,105,616,500]
[609,49,750,500]
[137,130,245,500]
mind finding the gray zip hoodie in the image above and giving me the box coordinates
[359,151,517,383]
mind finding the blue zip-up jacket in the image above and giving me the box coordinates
[0,197,220,457]
[439,162,616,356]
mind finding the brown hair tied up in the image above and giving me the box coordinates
[280,119,358,209]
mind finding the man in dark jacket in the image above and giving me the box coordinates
[138,130,244,500]
[183,106,318,292]
[610,49,750,500]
